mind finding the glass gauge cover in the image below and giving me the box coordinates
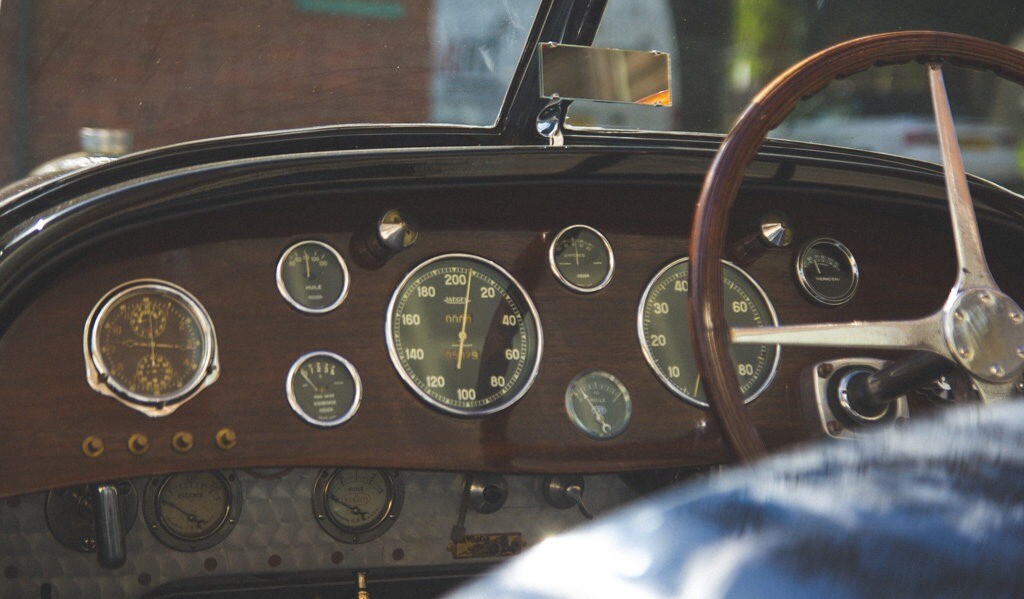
[795,237,859,306]
[286,351,362,427]
[549,224,614,292]
[276,240,350,313]
[565,369,631,439]
[386,253,543,417]
[85,280,218,414]
[143,471,242,552]
[312,469,403,544]
[638,259,780,408]
[45,481,137,553]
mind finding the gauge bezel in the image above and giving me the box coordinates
[286,351,363,428]
[311,468,404,544]
[385,253,544,417]
[84,279,219,416]
[143,471,242,552]
[564,369,632,440]
[637,258,780,408]
[276,239,350,314]
[548,224,615,293]
[795,236,859,307]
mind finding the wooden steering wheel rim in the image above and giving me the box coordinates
[689,31,1024,462]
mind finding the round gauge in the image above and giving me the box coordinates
[286,351,362,427]
[312,469,403,544]
[565,369,631,439]
[45,482,137,553]
[85,280,218,410]
[549,224,614,292]
[795,237,859,306]
[143,471,242,552]
[638,258,780,408]
[386,253,543,416]
[276,240,350,313]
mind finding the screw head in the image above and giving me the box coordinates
[990,364,1006,378]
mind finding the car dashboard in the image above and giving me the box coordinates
[1,143,1023,597]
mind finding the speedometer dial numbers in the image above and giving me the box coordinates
[84,280,219,416]
[638,259,779,407]
[386,254,543,416]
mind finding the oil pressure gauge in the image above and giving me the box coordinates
[549,225,614,292]
[795,237,859,306]
[565,369,631,439]
[312,469,403,544]
[276,240,350,313]
[143,471,242,552]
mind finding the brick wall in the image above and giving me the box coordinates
[1,0,433,182]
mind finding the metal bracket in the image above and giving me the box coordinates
[536,96,569,146]
[806,358,909,440]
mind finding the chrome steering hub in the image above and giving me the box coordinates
[943,288,1024,383]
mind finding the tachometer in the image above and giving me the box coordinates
[638,258,779,407]
[386,254,542,416]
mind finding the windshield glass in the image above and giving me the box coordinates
[570,0,1024,187]
[0,0,540,181]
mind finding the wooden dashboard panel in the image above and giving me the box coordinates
[0,180,1005,497]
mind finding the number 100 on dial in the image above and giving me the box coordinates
[386,254,543,416]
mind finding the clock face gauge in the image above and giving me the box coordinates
[312,469,403,544]
[86,280,218,409]
[549,225,614,292]
[386,254,543,416]
[286,351,362,427]
[276,240,350,313]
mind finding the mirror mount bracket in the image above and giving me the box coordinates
[536,95,571,146]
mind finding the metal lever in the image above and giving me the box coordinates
[543,475,593,520]
[91,483,127,569]
[844,351,954,418]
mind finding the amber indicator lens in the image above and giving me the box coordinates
[276,240,350,313]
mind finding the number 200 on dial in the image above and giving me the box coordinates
[386,254,543,416]
[638,258,779,408]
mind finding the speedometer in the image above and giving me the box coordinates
[638,258,779,407]
[386,254,543,416]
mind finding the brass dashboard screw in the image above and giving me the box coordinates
[82,436,104,458]
[128,433,150,455]
[215,428,237,450]
[171,431,194,453]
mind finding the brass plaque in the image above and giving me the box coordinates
[447,532,525,559]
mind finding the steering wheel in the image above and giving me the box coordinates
[690,32,1024,462]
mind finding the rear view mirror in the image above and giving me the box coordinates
[538,43,671,106]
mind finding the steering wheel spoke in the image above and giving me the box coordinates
[731,313,946,354]
[927,64,998,291]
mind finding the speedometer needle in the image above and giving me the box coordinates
[456,270,473,370]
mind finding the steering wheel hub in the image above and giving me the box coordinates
[944,288,1024,383]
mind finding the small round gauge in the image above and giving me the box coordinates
[143,471,242,552]
[795,237,859,306]
[286,351,362,427]
[85,280,218,409]
[639,258,780,408]
[276,240,350,313]
[565,369,631,439]
[386,254,543,417]
[549,224,615,292]
[45,482,137,553]
[312,469,403,544]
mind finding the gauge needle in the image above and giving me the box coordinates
[120,340,196,350]
[693,374,701,397]
[329,494,369,519]
[161,500,206,528]
[300,370,319,391]
[456,270,473,370]
[813,260,821,274]
[148,312,156,363]
[303,251,311,279]
[578,388,611,433]
[572,238,580,265]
